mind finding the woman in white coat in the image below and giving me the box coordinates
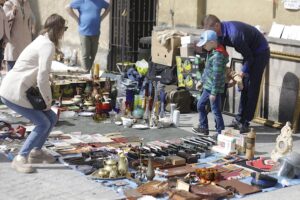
[0,14,67,173]
[3,0,35,71]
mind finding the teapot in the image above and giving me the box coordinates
[104,159,117,172]
[109,165,118,178]
[97,169,109,178]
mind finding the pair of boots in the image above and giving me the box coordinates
[11,149,56,173]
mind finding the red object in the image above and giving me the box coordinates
[15,126,26,138]
[95,102,102,114]
[101,102,111,112]
[246,157,274,171]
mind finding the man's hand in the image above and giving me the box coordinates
[209,94,216,102]
[240,71,249,78]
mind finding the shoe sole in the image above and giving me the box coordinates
[28,157,56,164]
[11,161,36,173]
[192,131,209,137]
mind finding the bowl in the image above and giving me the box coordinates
[121,117,133,127]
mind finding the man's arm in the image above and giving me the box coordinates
[65,4,79,24]
[101,4,111,21]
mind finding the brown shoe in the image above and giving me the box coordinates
[28,149,56,164]
[11,155,35,173]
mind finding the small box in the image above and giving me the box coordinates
[168,155,186,166]
[180,35,199,46]
[176,180,190,192]
[222,129,246,154]
[151,31,181,66]
[180,45,195,57]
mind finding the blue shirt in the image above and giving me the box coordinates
[220,21,269,73]
[70,0,109,36]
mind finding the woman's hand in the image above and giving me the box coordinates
[12,5,17,15]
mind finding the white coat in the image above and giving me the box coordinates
[0,34,55,109]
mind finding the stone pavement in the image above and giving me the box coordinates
[1,112,300,200]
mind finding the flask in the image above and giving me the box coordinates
[94,63,100,79]
[245,128,256,160]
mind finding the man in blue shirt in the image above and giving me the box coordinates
[66,0,110,72]
[203,14,270,133]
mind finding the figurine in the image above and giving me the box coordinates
[271,122,293,162]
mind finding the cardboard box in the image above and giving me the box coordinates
[180,45,195,57]
[151,31,181,66]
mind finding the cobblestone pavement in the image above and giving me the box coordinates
[0,154,121,200]
[1,113,300,200]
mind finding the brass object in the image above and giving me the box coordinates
[103,159,118,172]
[118,152,128,176]
[109,166,118,178]
[98,169,109,178]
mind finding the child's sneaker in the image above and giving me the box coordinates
[192,127,209,135]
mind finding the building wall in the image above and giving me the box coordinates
[157,0,300,32]
[157,0,205,28]
[30,0,110,70]
[206,0,300,32]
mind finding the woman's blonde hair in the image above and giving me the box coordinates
[40,14,66,48]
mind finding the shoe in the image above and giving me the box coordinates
[227,119,240,128]
[192,127,209,135]
[28,149,56,164]
[211,133,219,141]
[237,124,250,134]
[12,155,35,173]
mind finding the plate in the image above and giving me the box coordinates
[132,124,149,130]
[62,100,74,105]
[78,112,94,117]
[90,171,126,180]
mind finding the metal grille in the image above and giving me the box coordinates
[109,0,157,71]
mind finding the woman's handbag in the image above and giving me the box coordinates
[26,87,46,110]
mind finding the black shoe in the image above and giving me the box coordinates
[227,119,240,128]
[237,124,250,134]
[192,127,209,135]
[211,133,219,141]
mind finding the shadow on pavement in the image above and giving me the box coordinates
[56,121,76,127]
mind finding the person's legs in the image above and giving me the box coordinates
[90,35,100,67]
[210,93,225,134]
[6,61,16,71]
[236,75,250,124]
[34,110,57,149]
[244,49,270,123]
[197,89,210,131]
[80,35,92,72]
[1,98,56,157]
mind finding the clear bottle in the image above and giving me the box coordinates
[70,49,78,66]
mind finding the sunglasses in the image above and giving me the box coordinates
[64,26,68,31]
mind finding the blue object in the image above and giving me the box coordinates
[197,89,224,134]
[126,67,141,82]
[197,30,218,47]
[70,0,109,36]
[220,21,269,74]
[1,97,57,157]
